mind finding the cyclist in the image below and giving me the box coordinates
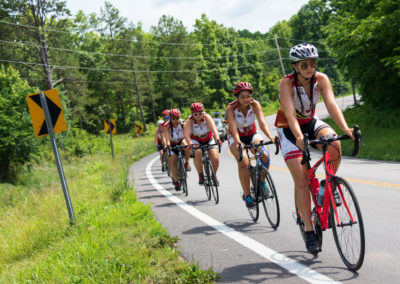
[226,82,275,208]
[275,42,354,254]
[154,109,170,171]
[184,102,221,185]
[164,108,191,191]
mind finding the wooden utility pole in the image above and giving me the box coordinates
[145,71,157,123]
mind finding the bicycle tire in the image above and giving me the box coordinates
[330,177,365,271]
[179,158,188,196]
[260,167,280,228]
[203,160,212,200]
[208,161,219,204]
[248,167,259,222]
[163,153,171,177]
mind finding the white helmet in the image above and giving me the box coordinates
[289,42,319,62]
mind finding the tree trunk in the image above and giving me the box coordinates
[131,58,147,131]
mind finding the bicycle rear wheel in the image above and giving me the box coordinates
[330,177,365,271]
[203,161,212,200]
[179,159,188,196]
[248,168,259,222]
[260,167,280,228]
[207,161,219,204]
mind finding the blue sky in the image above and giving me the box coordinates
[65,0,310,33]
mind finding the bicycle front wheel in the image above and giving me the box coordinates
[260,167,280,229]
[203,161,212,200]
[248,168,259,222]
[207,161,219,204]
[330,177,365,271]
[163,153,171,177]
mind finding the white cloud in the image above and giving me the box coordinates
[66,0,309,33]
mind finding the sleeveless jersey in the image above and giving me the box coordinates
[165,121,184,145]
[228,99,257,136]
[188,114,212,143]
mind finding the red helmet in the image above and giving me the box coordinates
[170,108,181,118]
[190,102,204,113]
[233,82,253,95]
[161,109,170,117]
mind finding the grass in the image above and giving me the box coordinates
[0,133,218,283]
[324,103,400,161]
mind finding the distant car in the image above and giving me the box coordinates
[213,117,228,142]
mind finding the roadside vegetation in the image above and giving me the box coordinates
[0,131,218,283]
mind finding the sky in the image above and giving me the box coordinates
[65,0,310,34]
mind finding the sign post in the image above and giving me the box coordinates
[104,119,116,159]
[27,90,75,224]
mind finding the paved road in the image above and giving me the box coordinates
[129,96,400,283]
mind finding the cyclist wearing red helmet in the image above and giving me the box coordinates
[184,102,221,185]
[226,82,275,208]
[276,42,354,254]
[164,108,191,191]
[154,109,170,171]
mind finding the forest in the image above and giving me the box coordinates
[1,0,399,178]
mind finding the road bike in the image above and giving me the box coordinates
[295,125,365,271]
[192,142,221,204]
[162,148,171,177]
[239,139,280,228]
[168,145,189,196]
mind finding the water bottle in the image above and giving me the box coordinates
[317,180,326,206]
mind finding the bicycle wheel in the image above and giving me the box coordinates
[179,159,188,196]
[203,161,212,200]
[248,168,259,222]
[163,153,171,177]
[208,161,219,204]
[330,177,365,271]
[260,167,280,228]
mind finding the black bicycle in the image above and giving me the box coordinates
[193,142,221,204]
[168,144,189,196]
[239,139,280,228]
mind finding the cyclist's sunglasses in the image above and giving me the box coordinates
[193,112,203,116]
[299,61,317,70]
[163,116,170,120]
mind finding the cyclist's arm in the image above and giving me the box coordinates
[279,77,305,149]
[204,113,220,141]
[226,105,241,144]
[318,73,354,139]
[183,119,193,146]
[253,100,274,141]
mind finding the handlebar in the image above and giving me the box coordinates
[167,144,189,156]
[238,137,280,162]
[301,125,364,165]
[192,142,221,155]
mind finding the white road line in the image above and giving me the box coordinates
[146,156,341,284]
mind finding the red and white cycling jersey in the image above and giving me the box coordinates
[228,99,257,136]
[188,114,212,143]
[284,73,320,125]
[165,121,184,146]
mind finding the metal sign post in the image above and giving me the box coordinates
[108,119,115,160]
[39,92,75,224]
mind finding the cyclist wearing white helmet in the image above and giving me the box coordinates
[275,42,355,254]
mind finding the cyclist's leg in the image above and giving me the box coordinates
[208,138,219,173]
[191,140,203,173]
[315,123,341,173]
[167,150,179,182]
[228,134,250,197]
[181,140,191,164]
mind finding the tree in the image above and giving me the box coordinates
[0,66,39,180]
[325,0,400,108]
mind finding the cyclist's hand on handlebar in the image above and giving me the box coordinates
[344,127,355,140]
[296,135,305,151]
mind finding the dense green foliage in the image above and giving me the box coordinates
[0,66,39,180]
[0,134,218,282]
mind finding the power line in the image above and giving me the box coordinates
[0,20,276,47]
[0,58,283,73]
[0,39,279,60]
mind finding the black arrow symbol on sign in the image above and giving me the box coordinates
[29,94,62,136]
[107,120,115,134]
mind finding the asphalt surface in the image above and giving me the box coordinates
[129,96,400,283]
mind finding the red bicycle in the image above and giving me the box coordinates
[295,125,365,271]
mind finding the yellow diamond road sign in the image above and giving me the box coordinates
[104,119,116,134]
[26,89,67,137]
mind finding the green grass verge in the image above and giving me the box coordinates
[324,103,400,161]
[0,134,218,283]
